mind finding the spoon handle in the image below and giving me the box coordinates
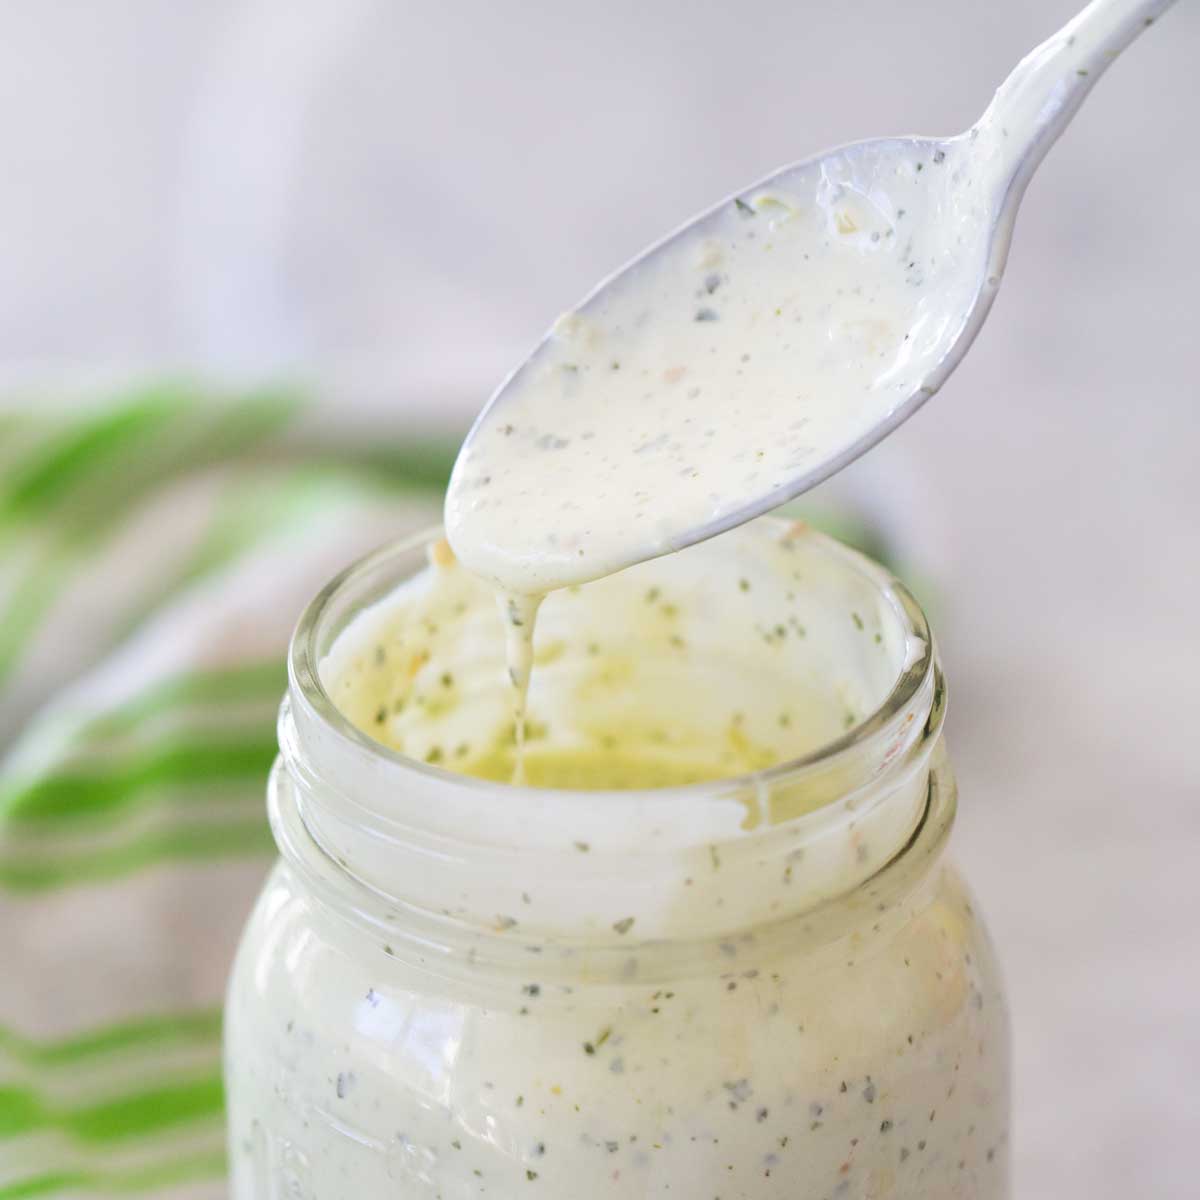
[973,0,1176,208]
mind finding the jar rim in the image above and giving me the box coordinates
[288,519,939,820]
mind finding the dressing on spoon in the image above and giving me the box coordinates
[444,0,1173,774]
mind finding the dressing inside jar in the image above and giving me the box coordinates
[324,518,911,799]
[224,519,1009,1199]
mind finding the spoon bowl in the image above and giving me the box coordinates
[446,0,1173,595]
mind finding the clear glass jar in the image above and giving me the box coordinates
[225,528,1010,1199]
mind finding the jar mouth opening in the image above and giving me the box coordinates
[288,520,937,818]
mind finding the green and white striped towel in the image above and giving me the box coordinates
[0,387,452,1199]
[0,386,898,1198]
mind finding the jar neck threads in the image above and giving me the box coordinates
[274,522,951,974]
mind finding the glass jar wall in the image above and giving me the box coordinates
[224,523,1010,1198]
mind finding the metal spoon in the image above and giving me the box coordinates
[447,0,1174,593]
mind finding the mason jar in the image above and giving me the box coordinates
[225,523,1010,1198]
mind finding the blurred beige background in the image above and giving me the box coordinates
[1,1,1196,1197]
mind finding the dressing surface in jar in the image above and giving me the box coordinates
[224,519,1010,1198]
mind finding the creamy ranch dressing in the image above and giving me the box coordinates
[259,92,1028,1200]
[445,164,983,597]
[445,0,1163,598]
[498,591,542,785]
[226,522,1010,1199]
[225,5,1185,1187]
[322,522,899,792]
[446,157,989,762]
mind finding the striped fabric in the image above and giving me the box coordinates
[0,388,449,1198]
